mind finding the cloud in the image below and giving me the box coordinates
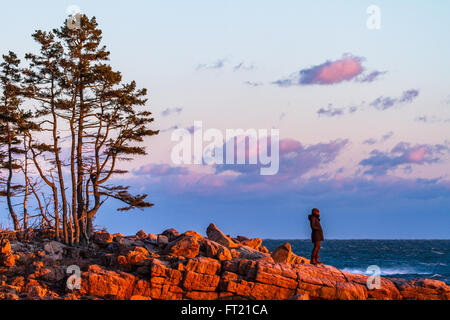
[134,164,189,176]
[444,94,450,105]
[370,89,420,110]
[370,96,397,110]
[129,153,450,212]
[233,62,255,71]
[363,138,377,146]
[196,59,227,70]
[317,104,345,117]
[399,89,420,103]
[273,54,385,87]
[160,125,180,133]
[161,107,183,117]
[415,115,450,124]
[317,89,420,117]
[416,115,429,122]
[362,132,393,146]
[133,138,349,195]
[381,131,394,142]
[243,81,263,87]
[210,138,349,185]
[357,70,387,83]
[359,142,448,175]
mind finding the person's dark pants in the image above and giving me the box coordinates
[311,241,321,263]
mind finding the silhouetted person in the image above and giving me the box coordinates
[308,208,324,265]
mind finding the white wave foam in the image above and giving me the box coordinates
[419,262,447,266]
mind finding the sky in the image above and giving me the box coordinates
[1,0,450,239]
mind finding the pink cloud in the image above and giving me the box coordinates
[312,56,364,84]
[273,54,377,86]
[360,142,448,175]
[280,139,302,153]
[406,146,428,163]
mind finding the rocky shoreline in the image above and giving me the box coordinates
[0,223,449,300]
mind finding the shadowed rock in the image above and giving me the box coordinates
[161,229,181,242]
[135,230,147,239]
[157,235,169,248]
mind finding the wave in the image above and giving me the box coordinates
[418,262,447,266]
[342,267,432,276]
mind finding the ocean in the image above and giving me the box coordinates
[263,240,450,284]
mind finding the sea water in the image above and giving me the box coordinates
[263,240,450,284]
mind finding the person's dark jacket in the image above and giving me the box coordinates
[308,214,324,242]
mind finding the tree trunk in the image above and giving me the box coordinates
[77,80,87,244]
[52,101,69,244]
[23,135,29,231]
[6,122,20,231]
[70,115,79,244]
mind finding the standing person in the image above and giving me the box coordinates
[308,208,324,265]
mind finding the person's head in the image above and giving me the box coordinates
[312,208,320,215]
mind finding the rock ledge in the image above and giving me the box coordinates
[0,225,448,300]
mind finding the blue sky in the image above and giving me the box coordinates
[1,1,450,238]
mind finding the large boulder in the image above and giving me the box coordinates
[0,239,11,254]
[202,239,232,261]
[231,245,272,261]
[146,233,158,242]
[135,230,147,239]
[157,235,169,248]
[118,246,151,272]
[0,239,15,267]
[43,240,66,262]
[181,258,221,292]
[271,242,309,264]
[236,235,250,242]
[271,242,292,263]
[92,230,113,245]
[127,247,150,265]
[161,229,181,242]
[43,241,65,255]
[206,224,237,248]
[165,235,200,258]
[240,238,262,250]
[184,231,204,238]
[80,265,142,300]
[392,278,450,300]
[259,246,269,254]
[38,266,66,282]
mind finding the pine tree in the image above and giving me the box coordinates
[0,52,33,231]
[21,15,159,243]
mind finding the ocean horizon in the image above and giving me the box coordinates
[263,239,450,285]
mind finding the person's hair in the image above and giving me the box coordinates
[312,208,320,214]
